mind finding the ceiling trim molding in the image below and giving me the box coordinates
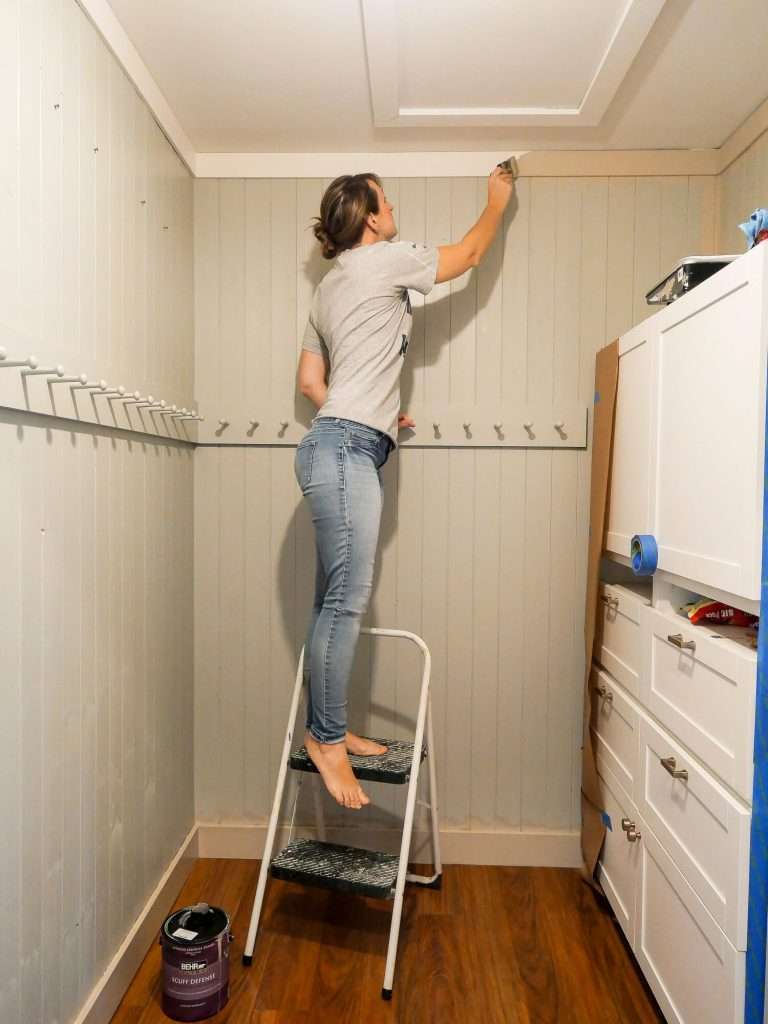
[195,149,719,178]
[718,95,768,174]
[360,0,668,128]
[74,0,197,174]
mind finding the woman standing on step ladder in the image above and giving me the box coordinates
[295,165,515,810]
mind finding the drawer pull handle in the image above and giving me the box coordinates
[596,685,613,702]
[626,827,642,843]
[621,818,633,832]
[660,756,688,781]
[602,595,619,610]
[667,633,696,652]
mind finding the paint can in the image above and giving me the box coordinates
[159,902,233,1021]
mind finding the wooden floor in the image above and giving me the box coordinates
[111,858,665,1024]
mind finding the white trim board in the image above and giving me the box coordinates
[74,0,197,174]
[360,0,668,128]
[194,148,720,179]
[195,823,582,868]
[73,824,198,1024]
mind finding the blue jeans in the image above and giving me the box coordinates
[294,417,394,744]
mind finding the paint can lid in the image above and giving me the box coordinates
[163,903,229,944]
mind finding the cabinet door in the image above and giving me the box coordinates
[596,759,641,948]
[635,826,744,1024]
[605,322,655,558]
[648,245,768,600]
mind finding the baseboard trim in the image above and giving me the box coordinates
[195,822,582,868]
[73,823,199,1024]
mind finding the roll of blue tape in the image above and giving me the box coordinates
[630,534,658,575]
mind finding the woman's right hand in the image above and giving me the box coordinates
[488,166,515,210]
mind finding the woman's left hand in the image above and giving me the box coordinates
[398,413,416,430]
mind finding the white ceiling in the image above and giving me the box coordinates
[104,0,768,154]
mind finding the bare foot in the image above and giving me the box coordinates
[345,731,388,756]
[304,731,371,809]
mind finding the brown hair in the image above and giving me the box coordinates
[313,173,382,259]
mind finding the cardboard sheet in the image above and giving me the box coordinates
[580,340,619,880]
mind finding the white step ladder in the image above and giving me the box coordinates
[242,627,442,1000]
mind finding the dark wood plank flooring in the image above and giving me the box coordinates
[111,858,665,1024]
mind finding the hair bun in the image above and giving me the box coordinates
[313,221,339,259]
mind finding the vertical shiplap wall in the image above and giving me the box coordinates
[719,131,768,252]
[0,2,195,1022]
[193,175,716,840]
[0,0,194,417]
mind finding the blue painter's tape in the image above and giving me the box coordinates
[745,360,768,1024]
[601,811,612,831]
[630,534,658,576]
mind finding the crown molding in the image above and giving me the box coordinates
[360,0,667,128]
[195,149,719,179]
[75,0,197,175]
[718,95,768,175]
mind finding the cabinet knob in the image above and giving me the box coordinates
[595,685,613,703]
[626,827,642,843]
[602,595,619,610]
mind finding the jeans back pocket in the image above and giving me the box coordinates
[294,439,317,490]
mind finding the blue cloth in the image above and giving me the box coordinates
[295,417,394,743]
[739,208,768,248]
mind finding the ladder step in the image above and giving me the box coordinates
[289,737,425,784]
[270,838,399,899]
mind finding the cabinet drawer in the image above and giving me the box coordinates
[596,759,640,948]
[636,826,744,1024]
[639,605,756,802]
[595,582,650,698]
[638,714,750,950]
[590,665,639,799]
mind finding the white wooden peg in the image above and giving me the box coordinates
[248,419,260,429]
[51,374,88,386]
[0,355,38,369]
[218,418,230,428]
[21,364,65,378]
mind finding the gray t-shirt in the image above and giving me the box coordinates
[301,240,439,446]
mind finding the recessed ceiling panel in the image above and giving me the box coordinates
[362,0,668,126]
[398,0,624,110]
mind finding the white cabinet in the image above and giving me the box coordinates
[637,714,751,950]
[606,243,768,602]
[640,604,756,803]
[606,322,655,559]
[595,581,651,698]
[596,758,641,947]
[591,664,640,800]
[594,246,765,1024]
[635,827,744,1024]
[648,246,768,601]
